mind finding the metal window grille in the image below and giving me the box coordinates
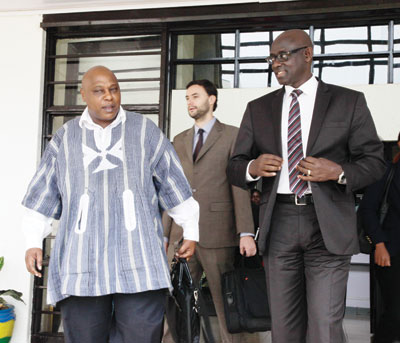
[171,22,400,89]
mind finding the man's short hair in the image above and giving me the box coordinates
[186,79,218,111]
[398,131,400,143]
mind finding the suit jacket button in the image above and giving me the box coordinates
[192,188,197,193]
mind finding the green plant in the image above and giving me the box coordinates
[0,256,24,309]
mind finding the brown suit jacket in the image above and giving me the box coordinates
[227,80,386,255]
[164,119,254,248]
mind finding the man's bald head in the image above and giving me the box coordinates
[270,29,313,88]
[80,65,121,128]
[81,66,118,91]
[273,30,313,51]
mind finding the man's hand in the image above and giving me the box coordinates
[176,240,196,260]
[375,243,391,267]
[249,154,283,178]
[297,157,342,182]
[164,241,169,254]
[240,236,257,257]
[25,248,43,278]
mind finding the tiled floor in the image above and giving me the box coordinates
[257,308,372,342]
[343,308,371,343]
[201,307,373,342]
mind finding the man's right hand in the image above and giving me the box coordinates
[176,239,196,260]
[375,243,391,267]
[25,248,43,278]
[249,154,283,178]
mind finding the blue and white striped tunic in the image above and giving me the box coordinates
[22,111,192,305]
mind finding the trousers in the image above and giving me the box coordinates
[263,202,351,343]
[59,290,166,343]
[374,255,400,343]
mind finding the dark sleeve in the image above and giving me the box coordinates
[228,127,255,235]
[341,93,386,192]
[358,164,391,244]
[227,102,259,190]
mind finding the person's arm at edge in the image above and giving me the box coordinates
[21,207,53,278]
[166,197,199,260]
[359,165,391,266]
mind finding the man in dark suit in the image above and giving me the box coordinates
[227,29,386,343]
[359,132,400,343]
[164,79,257,342]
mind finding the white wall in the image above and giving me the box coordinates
[170,84,400,141]
[0,14,45,343]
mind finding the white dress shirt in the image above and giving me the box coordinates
[247,75,318,194]
[22,106,200,249]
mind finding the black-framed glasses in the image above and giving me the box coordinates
[265,46,309,65]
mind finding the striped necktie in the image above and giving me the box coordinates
[193,128,204,161]
[288,89,308,197]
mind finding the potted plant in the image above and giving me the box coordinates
[0,256,24,343]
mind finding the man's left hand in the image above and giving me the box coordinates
[176,239,196,260]
[239,236,257,257]
[297,157,342,182]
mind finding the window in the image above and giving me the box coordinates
[172,22,400,89]
[47,35,162,138]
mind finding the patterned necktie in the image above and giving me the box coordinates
[193,128,204,161]
[288,89,308,197]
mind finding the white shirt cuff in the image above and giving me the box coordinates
[240,233,255,238]
[21,207,53,250]
[166,197,199,242]
[246,160,261,182]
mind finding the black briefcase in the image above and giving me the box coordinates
[166,257,200,343]
[221,256,271,333]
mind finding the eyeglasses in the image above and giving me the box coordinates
[265,46,309,65]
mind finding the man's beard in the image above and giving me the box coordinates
[189,106,209,120]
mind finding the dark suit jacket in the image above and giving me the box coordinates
[227,80,386,256]
[359,161,400,257]
[164,119,254,248]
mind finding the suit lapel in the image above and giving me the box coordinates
[183,127,194,162]
[306,81,331,155]
[271,88,284,156]
[195,119,222,163]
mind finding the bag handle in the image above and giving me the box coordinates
[173,257,195,289]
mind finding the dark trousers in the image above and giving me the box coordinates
[263,203,351,343]
[374,255,400,343]
[58,290,166,343]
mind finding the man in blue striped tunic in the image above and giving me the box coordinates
[22,66,199,343]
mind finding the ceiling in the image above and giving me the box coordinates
[0,0,291,14]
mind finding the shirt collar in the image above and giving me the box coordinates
[194,116,216,135]
[284,75,318,97]
[79,106,126,130]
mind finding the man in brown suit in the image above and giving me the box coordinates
[164,79,257,343]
